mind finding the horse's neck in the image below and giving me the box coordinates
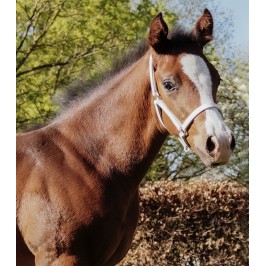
[56,53,166,185]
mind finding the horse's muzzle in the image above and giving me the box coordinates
[205,134,235,166]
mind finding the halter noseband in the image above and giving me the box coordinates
[149,55,220,152]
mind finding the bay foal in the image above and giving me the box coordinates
[17,10,235,265]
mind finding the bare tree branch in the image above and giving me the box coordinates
[16,61,69,77]
[16,2,65,72]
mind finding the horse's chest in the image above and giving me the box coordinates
[18,191,139,265]
[69,193,140,264]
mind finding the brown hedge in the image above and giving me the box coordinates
[119,179,248,266]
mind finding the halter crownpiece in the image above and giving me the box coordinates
[149,54,221,152]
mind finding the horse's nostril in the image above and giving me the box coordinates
[230,134,236,151]
[206,136,216,154]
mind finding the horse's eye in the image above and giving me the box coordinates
[163,81,176,92]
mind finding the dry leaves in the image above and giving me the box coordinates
[119,179,248,266]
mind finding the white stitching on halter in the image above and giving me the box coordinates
[149,54,220,152]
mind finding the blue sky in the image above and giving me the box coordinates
[217,0,248,51]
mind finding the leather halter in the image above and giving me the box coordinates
[149,55,220,152]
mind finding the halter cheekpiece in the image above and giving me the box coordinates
[149,55,220,152]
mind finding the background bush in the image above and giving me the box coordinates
[119,179,248,266]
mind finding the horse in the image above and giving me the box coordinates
[16,9,235,265]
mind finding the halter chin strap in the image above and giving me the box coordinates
[149,54,220,152]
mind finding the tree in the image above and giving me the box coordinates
[16,0,177,129]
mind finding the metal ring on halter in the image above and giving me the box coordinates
[149,54,221,152]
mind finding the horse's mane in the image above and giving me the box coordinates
[55,41,148,110]
[20,27,194,132]
[56,27,194,109]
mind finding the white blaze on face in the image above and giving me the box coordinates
[180,54,230,138]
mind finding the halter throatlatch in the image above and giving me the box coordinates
[149,55,220,152]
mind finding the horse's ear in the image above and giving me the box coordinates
[148,13,168,52]
[193,9,213,46]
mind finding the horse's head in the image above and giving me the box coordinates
[148,9,235,167]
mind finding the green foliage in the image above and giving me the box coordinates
[16,0,177,129]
